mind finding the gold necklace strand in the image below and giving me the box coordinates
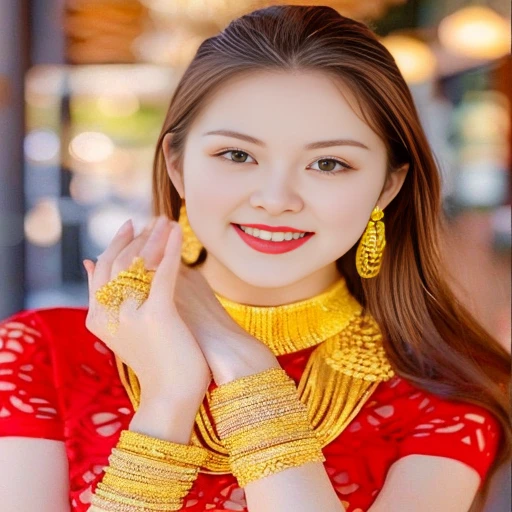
[114,278,395,474]
[213,277,362,356]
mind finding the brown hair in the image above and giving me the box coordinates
[151,4,511,503]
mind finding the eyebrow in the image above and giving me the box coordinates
[202,129,370,151]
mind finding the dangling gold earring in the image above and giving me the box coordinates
[356,205,386,279]
[178,203,203,265]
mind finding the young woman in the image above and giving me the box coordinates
[0,5,510,512]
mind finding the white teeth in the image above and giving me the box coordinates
[239,225,307,242]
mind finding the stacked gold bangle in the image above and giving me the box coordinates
[90,430,208,511]
[209,367,325,487]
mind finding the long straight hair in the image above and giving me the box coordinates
[151,4,511,500]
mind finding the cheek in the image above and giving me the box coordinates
[184,165,242,235]
[318,188,378,249]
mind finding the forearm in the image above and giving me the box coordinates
[129,392,199,444]
[245,461,344,512]
[216,359,345,512]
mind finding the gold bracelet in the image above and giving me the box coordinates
[94,486,182,510]
[100,472,192,498]
[210,368,325,487]
[109,448,198,480]
[90,429,208,511]
[89,494,167,512]
[118,430,208,467]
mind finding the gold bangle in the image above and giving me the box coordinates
[109,449,198,480]
[118,430,208,467]
[93,486,182,510]
[100,472,192,498]
[210,368,325,487]
[90,430,206,511]
[89,494,161,512]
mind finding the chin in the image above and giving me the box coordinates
[231,264,311,289]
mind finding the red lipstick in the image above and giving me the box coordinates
[232,223,314,254]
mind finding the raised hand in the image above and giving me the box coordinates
[174,265,280,386]
[83,215,212,405]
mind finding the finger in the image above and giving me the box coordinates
[110,217,161,279]
[83,259,97,307]
[148,221,183,303]
[83,259,95,289]
[138,216,172,270]
[91,219,135,293]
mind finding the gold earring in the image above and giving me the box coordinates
[178,203,203,265]
[356,205,386,279]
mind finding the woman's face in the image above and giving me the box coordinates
[164,70,407,303]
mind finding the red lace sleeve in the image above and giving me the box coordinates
[396,383,502,487]
[0,309,64,440]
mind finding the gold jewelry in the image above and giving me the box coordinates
[179,203,203,265]
[209,368,325,487]
[115,275,395,475]
[90,429,208,511]
[95,257,155,335]
[117,430,208,467]
[356,205,386,278]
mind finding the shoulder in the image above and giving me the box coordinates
[1,306,88,333]
[370,374,501,431]
[0,306,111,367]
[359,375,503,483]
[0,308,90,440]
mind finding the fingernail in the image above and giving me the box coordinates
[117,219,133,235]
[82,260,90,272]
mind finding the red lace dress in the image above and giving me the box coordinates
[0,307,502,512]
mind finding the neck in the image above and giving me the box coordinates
[213,272,362,356]
[197,254,343,306]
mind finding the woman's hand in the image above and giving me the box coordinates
[83,216,212,404]
[174,265,280,385]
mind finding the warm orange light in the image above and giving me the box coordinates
[380,35,437,83]
[438,6,510,60]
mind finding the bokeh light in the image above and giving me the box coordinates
[25,198,62,247]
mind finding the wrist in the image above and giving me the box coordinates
[130,393,203,445]
[216,352,281,386]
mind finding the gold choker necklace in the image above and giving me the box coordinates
[116,275,395,474]
[213,278,362,356]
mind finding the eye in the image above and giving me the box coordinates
[308,157,354,176]
[215,149,256,164]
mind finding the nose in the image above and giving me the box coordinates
[249,169,304,215]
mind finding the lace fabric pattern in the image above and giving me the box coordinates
[0,307,503,512]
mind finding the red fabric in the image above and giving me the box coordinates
[0,307,502,511]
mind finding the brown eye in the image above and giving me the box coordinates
[309,157,353,175]
[231,150,249,163]
[317,159,337,172]
[216,149,255,164]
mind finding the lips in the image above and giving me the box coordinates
[232,223,314,255]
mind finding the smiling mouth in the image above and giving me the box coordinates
[234,224,314,242]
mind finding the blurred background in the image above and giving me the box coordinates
[0,0,510,510]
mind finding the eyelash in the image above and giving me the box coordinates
[213,148,354,175]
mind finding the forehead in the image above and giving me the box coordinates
[190,69,382,150]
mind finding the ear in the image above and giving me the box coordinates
[377,163,409,210]
[162,133,185,199]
